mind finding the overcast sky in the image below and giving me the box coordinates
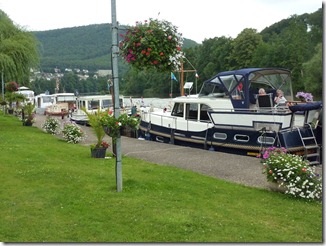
[0,0,323,43]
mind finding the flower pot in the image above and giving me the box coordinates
[91,147,107,158]
[23,121,33,126]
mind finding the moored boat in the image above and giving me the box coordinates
[70,94,125,124]
[139,68,322,164]
[44,93,76,117]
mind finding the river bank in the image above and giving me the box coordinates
[34,113,274,189]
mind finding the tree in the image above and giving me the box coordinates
[229,28,263,69]
[0,10,39,91]
[302,43,322,100]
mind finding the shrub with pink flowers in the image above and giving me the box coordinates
[5,82,18,92]
[260,147,322,201]
[119,18,183,72]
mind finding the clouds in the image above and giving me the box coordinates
[0,0,322,43]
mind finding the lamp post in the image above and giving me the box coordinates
[111,0,122,192]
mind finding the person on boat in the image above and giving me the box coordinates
[274,89,287,106]
[258,88,266,95]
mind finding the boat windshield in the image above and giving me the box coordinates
[198,77,226,97]
[249,70,293,101]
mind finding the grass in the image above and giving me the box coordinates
[0,113,323,242]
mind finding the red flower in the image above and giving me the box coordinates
[302,168,307,172]
[160,52,164,56]
[268,170,273,174]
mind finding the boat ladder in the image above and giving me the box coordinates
[296,123,321,165]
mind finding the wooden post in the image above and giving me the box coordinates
[180,62,184,96]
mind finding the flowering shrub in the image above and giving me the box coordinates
[119,18,184,72]
[100,112,140,142]
[295,91,313,102]
[42,116,60,135]
[61,121,86,144]
[5,82,18,92]
[261,147,322,201]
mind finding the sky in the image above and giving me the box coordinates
[0,0,323,43]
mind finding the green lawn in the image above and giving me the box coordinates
[0,113,323,242]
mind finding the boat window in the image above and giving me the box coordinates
[199,104,211,122]
[89,100,100,110]
[43,97,52,103]
[257,136,275,145]
[102,99,112,109]
[213,132,227,140]
[119,99,124,108]
[219,75,245,100]
[234,134,249,142]
[171,103,184,117]
[199,81,226,97]
[185,103,198,120]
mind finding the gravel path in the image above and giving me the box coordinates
[34,113,321,190]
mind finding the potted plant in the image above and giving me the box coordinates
[82,108,110,158]
[260,147,322,201]
[119,18,184,72]
[22,102,36,126]
[100,111,140,143]
[295,92,313,102]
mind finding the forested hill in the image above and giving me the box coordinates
[34,24,199,72]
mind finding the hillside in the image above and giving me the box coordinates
[34,24,199,72]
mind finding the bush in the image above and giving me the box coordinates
[42,117,61,135]
[261,147,322,201]
[61,121,86,144]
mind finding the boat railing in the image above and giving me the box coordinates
[208,106,292,115]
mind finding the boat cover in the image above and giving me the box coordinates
[289,101,322,112]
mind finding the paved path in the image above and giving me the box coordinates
[33,114,274,190]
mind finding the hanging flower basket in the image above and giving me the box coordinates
[119,18,184,72]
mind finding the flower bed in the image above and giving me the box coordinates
[261,147,322,201]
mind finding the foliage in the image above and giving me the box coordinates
[295,92,313,102]
[61,121,85,144]
[119,18,184,72]
[23,102,36,123]
[90,140,110,150]
[261,147,322,201]
[302,43,322,100]
[5,81,18,92]
[82,107,106,147]
[100,112,140,141]
[0,115,323,242]
[0,10,39,85]
[42,116,60,135]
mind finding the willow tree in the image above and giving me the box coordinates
[0,10,39,96]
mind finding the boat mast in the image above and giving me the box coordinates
[177,59,197,96]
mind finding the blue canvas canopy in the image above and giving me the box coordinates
[200,68,293,109]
